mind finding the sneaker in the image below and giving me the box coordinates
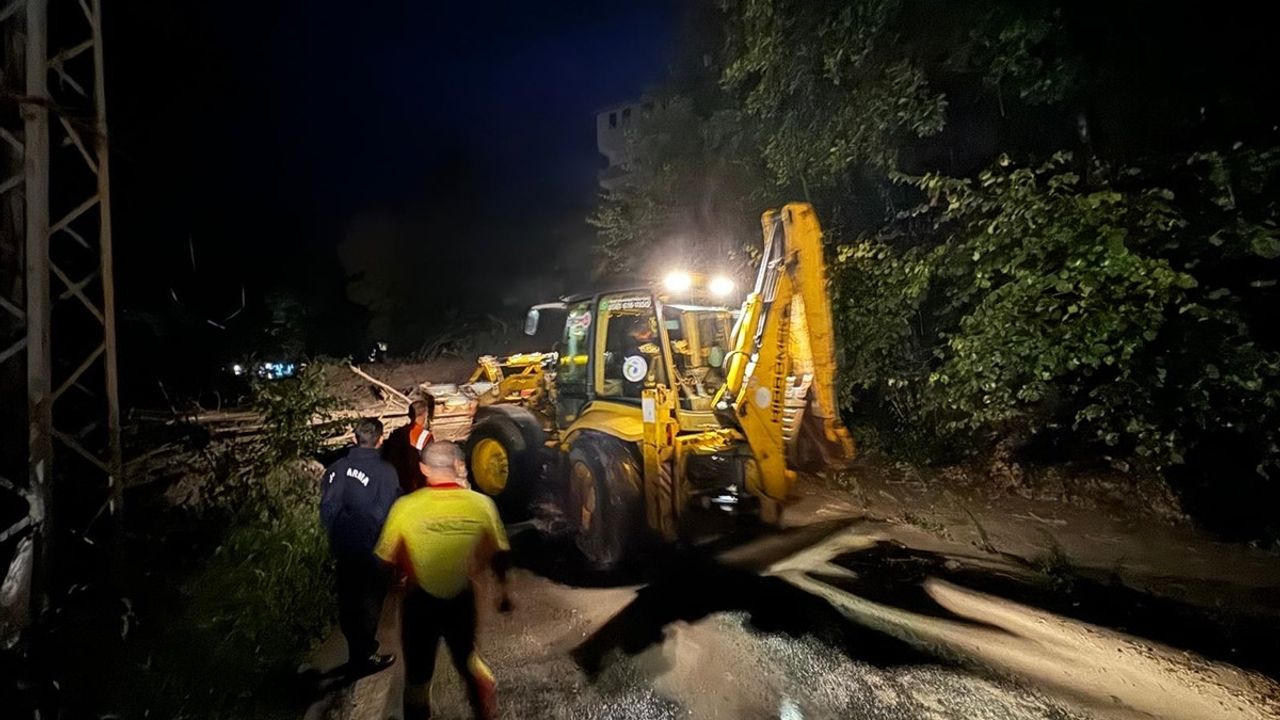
[349,652,396,677]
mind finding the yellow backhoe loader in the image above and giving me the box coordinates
[439,202,854,566]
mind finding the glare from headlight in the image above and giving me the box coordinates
[709,276,735,296]
[664,270,692,293]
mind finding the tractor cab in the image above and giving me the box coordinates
[524,274,738,433]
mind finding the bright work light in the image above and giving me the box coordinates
[709,276,735,297]
[664,270,693,293]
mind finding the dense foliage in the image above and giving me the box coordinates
[191,460,335,673]
[194,363,344,666]
[592,0,1280,532]
[838,150,1280,475]
[251,364,345,471]
[76,366,347,719]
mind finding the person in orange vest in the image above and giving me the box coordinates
[384,398,435,493]
[409,396,435,452]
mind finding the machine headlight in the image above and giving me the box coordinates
[709,276,735,297]
[664,270,693,293]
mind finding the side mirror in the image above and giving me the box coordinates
[524,308,540,336]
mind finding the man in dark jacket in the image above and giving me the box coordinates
[320,418,401,675]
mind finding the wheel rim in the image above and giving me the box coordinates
[471,438,509,495]
[571,460,596,532]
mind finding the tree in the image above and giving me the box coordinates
[590,97,771,278]
[591,1,1280,533]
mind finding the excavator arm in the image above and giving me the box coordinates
[716,203,855,501]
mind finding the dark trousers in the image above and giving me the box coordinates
[335,555,388,663]
[402,588,494,718]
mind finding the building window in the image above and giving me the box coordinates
[609,112,617,128]
[622,107,632,124]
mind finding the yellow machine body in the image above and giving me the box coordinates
[462,202,854,537]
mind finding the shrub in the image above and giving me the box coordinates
[201,362,346,515]
[190,362,345,669]
[251,362,345,470]
[833,148,1280,482]
[190,459,335,672]
[126,363,346,717]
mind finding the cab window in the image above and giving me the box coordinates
[557,301,592,396]
[596,294,665,400]
[663,305,733,411]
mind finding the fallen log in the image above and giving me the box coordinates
[131,409,259,425]
[348,364,411,406]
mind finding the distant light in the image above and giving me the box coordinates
[232,363,244,376]
[709,276,735,297]
[664,270,692,293]
[254,361,298,381]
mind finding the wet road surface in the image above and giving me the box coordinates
[305,515,1280,720]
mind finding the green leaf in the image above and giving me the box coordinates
[1251,232,1280,259]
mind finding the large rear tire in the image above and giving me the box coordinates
[466,417,532,517]
[566,433,642,569]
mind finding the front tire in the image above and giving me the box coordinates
[566,433,641,569]
[466,417,531,517]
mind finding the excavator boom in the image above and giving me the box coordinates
[717,203,854,500]
[455,202,853,564]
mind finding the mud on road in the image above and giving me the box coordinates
[305,504,1280,720]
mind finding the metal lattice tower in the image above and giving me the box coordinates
[1,0,120,639]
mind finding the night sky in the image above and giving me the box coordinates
[103,1,681,383]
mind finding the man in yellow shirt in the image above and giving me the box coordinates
[375,441,511,720]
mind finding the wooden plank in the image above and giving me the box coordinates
[0,336,26,365]
[0,0,20,24]
[47,38,91,67]
[0,293,23,321]
[52,342,103,402]
[49,193,97,236]
[0,126,22,153]
[56,265,97,301]
[48,59,87,97]
[57,113,97,175]
[26,0,55,618]
[61,223,90,249]
[348,364,411,405]
[0,515,32,543]
[0,472,23,495]
[92,0,123,507]
[53,429,111,475]
[49,259,103,323]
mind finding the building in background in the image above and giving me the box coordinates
[596,3,722,194]
[596,102,641,192]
